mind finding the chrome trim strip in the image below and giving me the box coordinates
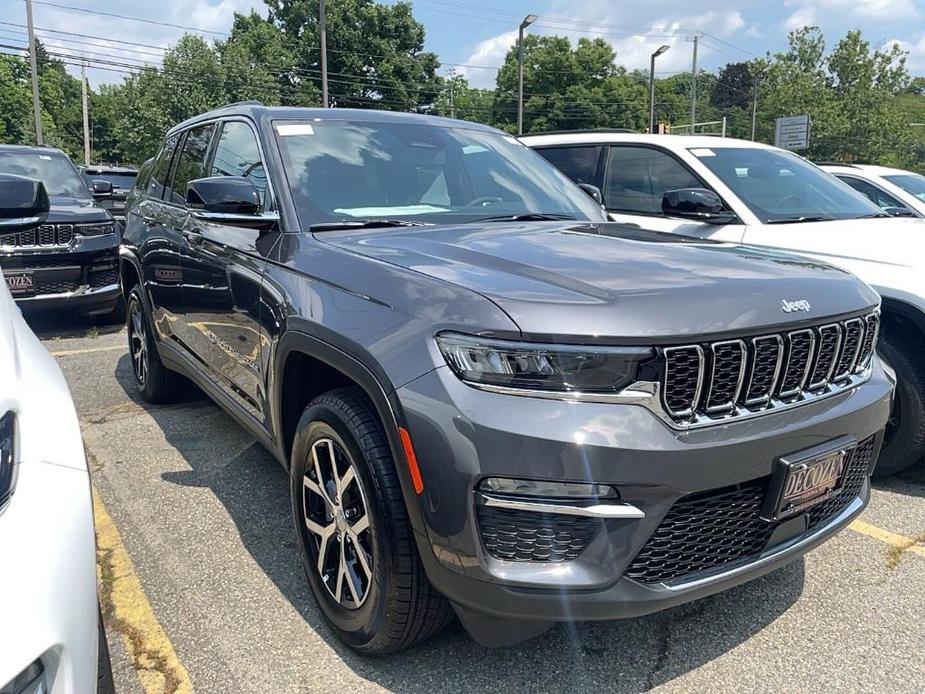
[744,335,784,406]
[779,329,816,399]
[14,282,119,302]
[856,313,880,372]
[662,495,865,591]
[662,345,704,418]
[479,493,645,519]
[809,323,842,390]
[705,339,746,413]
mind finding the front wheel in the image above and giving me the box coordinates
[290,388,451,654]
[875,329,925,477]
[126,286,189,403]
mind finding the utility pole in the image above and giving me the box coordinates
[690,34,699,135]
[81,60,90,165]
[319,0,328,107]
[517,14,538,135]
[449,83,456,119]
[750,76,760,140]
[26,0,43,145]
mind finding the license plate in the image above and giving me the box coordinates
[4,272,33,294]
[764,446,848,520]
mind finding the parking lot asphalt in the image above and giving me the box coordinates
[33,317,925,694]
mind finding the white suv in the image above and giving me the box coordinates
[522,132,924,476]
[820,163,925,218]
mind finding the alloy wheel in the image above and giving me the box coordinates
[302,437,373,609]
[128,299,148,386]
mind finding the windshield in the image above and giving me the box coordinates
[0,150,91,199]
[884,173,925,203]
[85,171,137,189]
[690,147,882,223]
[273,119,606,228]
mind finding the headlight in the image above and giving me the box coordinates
[436,332,653,395]
[0,411,15,508]
[75,221,116,236]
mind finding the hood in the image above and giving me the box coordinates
[748,216,924,268]
[320,221,879,342]
[46,195,112,224]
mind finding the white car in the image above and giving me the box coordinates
[820,163,925,218]
[522,132,923,476]
[0,174,112,694]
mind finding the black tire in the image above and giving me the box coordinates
[875,327,925,478]
[126,285,189,403]
[290,387,452,654]
[97,604,116,694]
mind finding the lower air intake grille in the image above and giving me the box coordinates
[625,435,877,584]
[477,506,603,562]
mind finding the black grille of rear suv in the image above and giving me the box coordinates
[0,224,74,248]
[624,436,877,584]
[662,312,879,424]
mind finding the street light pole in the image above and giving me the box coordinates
[750,76,760,140]
[26,0,43,145]
[320,0,328,107]
[517,14,537,136]
[81,59,90,165]
[690,34,699,135]
[648,45,670,134]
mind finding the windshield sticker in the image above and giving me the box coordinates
[276,123,314,136]
[38,154,52,160]
[690,148,716,157]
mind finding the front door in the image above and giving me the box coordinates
[172,120,274,425]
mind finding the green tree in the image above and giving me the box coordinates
[266,0,440,110]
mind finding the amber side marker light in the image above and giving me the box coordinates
[399,427,424,494]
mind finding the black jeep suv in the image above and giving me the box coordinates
[0,145,121,318]
[121,104,891,653]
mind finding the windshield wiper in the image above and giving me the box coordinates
[309,219,432,232]
[469,213,577,223]
[859,212,891,219]
[766,215,835,224]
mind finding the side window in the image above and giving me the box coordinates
[603,146,703,214]
[210,121,268,207]
[166,123,215,204]
[535,146,601,185]
[148,133,179,200]
[838,176,907,210]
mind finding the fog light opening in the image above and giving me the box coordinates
[479,477,618,501]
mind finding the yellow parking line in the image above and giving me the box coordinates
[50,344,125,357]
[93,488,193,694]
[849,519,925,563]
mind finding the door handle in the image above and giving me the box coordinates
[184,231,205,246]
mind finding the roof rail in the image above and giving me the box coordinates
[223,100,264,108]
[815,161,859,168]
[521,127,638,136]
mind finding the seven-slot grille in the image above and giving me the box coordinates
[662,312,879,423]
[0,224,75,248]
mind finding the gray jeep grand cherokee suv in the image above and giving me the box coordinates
[121,104,892,653]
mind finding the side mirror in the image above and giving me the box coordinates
[662,188,737,225]
[91,179,113,197]
[577,183,604,206]
[883,206,916,218]
[0,173,50,228]
[186,176,278,229]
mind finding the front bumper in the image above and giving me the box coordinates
[0,460,98,693]
[2,241,121,316]
[397,358,892,635]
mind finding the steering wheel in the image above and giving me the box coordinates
[464,196,504,208]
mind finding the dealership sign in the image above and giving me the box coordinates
[775,115,811,151]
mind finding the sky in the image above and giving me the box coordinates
[1,0,924,89]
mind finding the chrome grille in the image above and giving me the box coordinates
[0,223,77,248]
[663,346,704,417]
[705,340,746,413]
[743,336,783,406]
[778,330,814,399]
[833,318,864,382]
[808,323,842,390]
[661,311,879,425]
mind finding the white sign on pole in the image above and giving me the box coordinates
[775,115,811,150]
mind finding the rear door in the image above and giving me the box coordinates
[172,119,273,424]
[601,144,744,242]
